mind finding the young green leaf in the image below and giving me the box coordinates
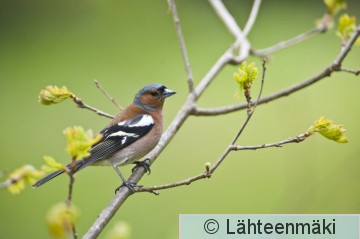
[41,156,65,173]
[64,126,103,160]
[337,14,360,45]
[233,61,258,96]
[105,221,131,239]
[308,117,348,143]
[323,0,346,16]
[6,165,44,194]
[39,86,72,105]
[46,202,80,238]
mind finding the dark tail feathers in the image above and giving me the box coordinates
[32,159,85,188]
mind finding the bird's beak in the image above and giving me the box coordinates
[162,88,176,98]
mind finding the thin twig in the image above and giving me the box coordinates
[66,160,76,207]
[84,2,244,235]
[208,0,251,64]
[137,132,311,193]
[136,173,210,192]
[193,25,360,116]
[210,60,266,174]
[68,179,78,239]
[83,49,231,237]
[83,9,360,239]
[208,0,243,38]
[0,181,8,189]
[231,60,266,145]
[232,132,311,151]
[71,225,77,239]
[70,95,114,119]
[139,60,266,194]
[168,0,195,93]
[251,26,326,57]
[94,80,124,110]
[0,169,7,178]
[65,158,78,239]
[0,173,23,189]
[194,50,232,99]
[243,0,262,36]
[332,25,360,66]
[339,68,360,75]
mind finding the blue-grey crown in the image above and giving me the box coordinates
[133,84,175,111]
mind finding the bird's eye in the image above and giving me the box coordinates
[150,91,159,97]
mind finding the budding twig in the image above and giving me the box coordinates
[339,68,360,75]
[94,80,124,110]
[70,94,114,119]
[168,0,195,93]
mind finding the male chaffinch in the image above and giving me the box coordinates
[33,83,176,191]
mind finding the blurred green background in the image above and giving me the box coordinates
[1,0,359,238]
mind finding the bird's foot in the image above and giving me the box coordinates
[131,158,151,175]
[114,181,143,194]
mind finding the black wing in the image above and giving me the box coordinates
[77,114,154,170]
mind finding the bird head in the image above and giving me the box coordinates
[134,84,176,111]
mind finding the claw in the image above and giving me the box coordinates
[115,181,143,194]
[132,158,151,175]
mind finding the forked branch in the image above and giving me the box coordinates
[192,24,360,116]
[82,2,360,238]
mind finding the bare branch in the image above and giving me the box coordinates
[94,80,124,110]
[136,172,210,193]
[208,0,243,38]
[231,60,266,145]
[0,178,12,189]
[193,25,360,116]
[243,0,262,36]
[168,0,195,93]
[84,96,195,238]
[0,169,7,178]
[0,181,8,189]
[194,50,232,99]
[251,26,326,57]
[0,173,23,189]
[83,187,132,239]
[210,60,266,175]
[208,0,251,64]
[83,4,360,238]
[70,95,114,119]
[232,132,311,151]
[338,68,360,75]
[137,132,311,194]
[84,7,240,236]
[332,25,360,67]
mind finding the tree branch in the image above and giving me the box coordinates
[84,0,250,236]
[208,0,243,38]
[208,0,251,64]
[338,68,360,75]
[82,0,360,236]
[192,25,360,116]
[137,132,312,193]
[232,132,311,151]
[94,80,124,110]
[70,95,114,119]
[243,0,262,36]
[168,0,195,93]
[251,25,327,57]
[136,59,267,194]
[231,60,266,145]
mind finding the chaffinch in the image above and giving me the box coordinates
[33,84,176,191]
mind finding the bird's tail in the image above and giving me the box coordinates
[32,159,85,188]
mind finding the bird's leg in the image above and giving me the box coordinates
[131,158,151,175]
[113,165,141,193]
